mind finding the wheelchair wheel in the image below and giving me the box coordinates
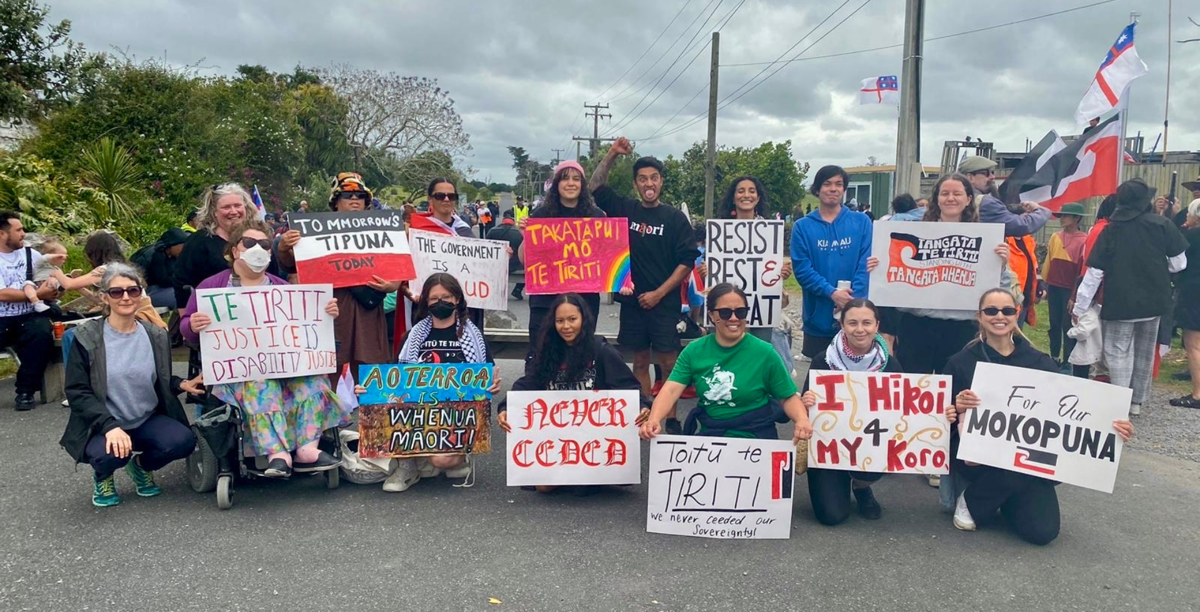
[188,428,219,493]
[216,475,233,510]
[325,467,340,489]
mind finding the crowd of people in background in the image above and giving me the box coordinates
[5,137,1196,547]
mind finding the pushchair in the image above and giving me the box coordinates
[185,392,341,510]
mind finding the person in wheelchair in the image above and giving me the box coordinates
[181,219,353,478]
[60,263,195,508]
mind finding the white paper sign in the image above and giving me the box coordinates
[868,221,1004,310]
[705,220,785,327]
[505,390,641,486]
[196,283,336,384]
[646,435,795,539]
[807,370,951,474]
[409,229,510,310]
[957,362,1131,493]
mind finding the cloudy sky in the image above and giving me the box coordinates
[45,0,1197,184]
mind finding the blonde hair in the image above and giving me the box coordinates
[197,183,252,232]
[965,287,1028,348]
[35,237,67,254]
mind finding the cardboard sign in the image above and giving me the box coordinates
[290,211,415,289]
[195,284,336,384]
[646,435,795,539]
[957,362,1131,493]
[806,370,951,475]
[356,363,494,459]
[505,390,641,486]
[705,220,785,327]
[868,221,1004,310]
[523,218,633,295]
[409,229,510,310]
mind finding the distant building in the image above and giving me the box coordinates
[842,164,941,217]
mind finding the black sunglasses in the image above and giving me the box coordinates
[339,192,369,201]
[105,286,143,300]
[711,307,750,321]
[981,306,1019,316]
[240,237,271,250]
[431,192,460,202]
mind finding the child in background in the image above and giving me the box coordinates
[24,238,104,312]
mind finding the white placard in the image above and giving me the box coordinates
[196,283,336,384]
[505,390,641,486]
[646,435,795,539]
[806,370,951,475]
[868,221,1004,310]
[705,220,785,327]
[957,362,1131,493]
[409,229,510,310]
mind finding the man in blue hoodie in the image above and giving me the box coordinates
[790,165,874,358]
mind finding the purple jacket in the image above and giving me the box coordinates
[180,269,289,344]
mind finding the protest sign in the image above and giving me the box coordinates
[705,220,785,327]
[646,435,795,539]
[869,221,1004,310]
[196,284,336,384]
[356,363,493,459]
[289,211,415,289]
[806,370,951,475]
[409,229,510,310]
[523,218,633,295]
[957,363,1131,493]
[505,390,641,486]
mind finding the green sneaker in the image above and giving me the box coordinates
[92,474,120,508]
[125,459,162,497]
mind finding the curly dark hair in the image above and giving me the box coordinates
[923,174,978,222]
[717,175,769,218]
[543,167,600,217]
[530,293,598,388]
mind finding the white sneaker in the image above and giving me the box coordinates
[953,493,976,531]
[927,474,941,488]
[444,456,471,479]
[417,458,442,479]
[32,301,50,313]
[1130,403,1141,416]
[382,460,420,493]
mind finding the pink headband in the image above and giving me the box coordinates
[545,160,587,191]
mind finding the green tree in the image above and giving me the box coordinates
[0,0,92,121]
[77,137,143,221]
[662,140,809,218]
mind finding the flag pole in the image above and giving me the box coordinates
[1162,0,1172,164]
[1119,12,1139,182]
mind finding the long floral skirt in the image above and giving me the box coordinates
[213,375,355,456]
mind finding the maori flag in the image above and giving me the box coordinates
[999,114,1121,212]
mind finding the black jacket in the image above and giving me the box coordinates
[942,335,1058,397]
[59,318,189,463]
[487,223,524,273]
[506,337,651,411]
[172,230,280,307]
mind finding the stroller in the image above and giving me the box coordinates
[186,392,341,510]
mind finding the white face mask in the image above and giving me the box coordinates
[240,244,272,273]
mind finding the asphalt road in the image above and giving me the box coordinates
[3,351,1199,612]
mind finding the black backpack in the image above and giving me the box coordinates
[130,242,160,271]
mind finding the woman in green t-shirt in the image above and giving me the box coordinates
[639,283,813,443]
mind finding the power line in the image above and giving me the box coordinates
[587,0,694,101]
[609,0,722,104]
[720,0,1122,67]
[638,0,872,142]
[603,0,746,137]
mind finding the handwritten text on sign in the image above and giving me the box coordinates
[957,362,1130,493]
[706,220,785,327]
[357,363,493,404]
[868,221,1004,310]
[646,435,795,539]
[523,218,633,294]
[196,284,336,384]
[290,211,415,289]
[505,390,641,486]
[409,229,510,310]
[356,363,494,459]
[807,371,951,475]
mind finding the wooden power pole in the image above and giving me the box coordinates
[703,32,720,220]
[894,0,924,198]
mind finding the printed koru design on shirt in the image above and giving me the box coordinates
[702,363,737,407]
[418,339,466,364]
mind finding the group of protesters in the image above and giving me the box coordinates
[4,133,1195,546]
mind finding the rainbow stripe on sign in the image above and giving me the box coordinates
[606,251,632,292]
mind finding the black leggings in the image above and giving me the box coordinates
[964,465,1060,545]
[1047,285,1075,363]
[896,313,976,374]
[806,468,884,526]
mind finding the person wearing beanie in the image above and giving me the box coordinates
[1074,178,1189,416]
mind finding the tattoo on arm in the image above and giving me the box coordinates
[590,153,616,191]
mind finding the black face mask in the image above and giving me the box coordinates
[429,299,457,320]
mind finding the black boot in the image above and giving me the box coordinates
[853,486,882,520]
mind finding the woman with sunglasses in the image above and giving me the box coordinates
[942,288,1134,544]
[799,299,901,524]
[639,283,813,443]
[61,263,196,507]
[503,292,651,493]
[182,219,352,478]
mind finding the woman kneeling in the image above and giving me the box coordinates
[61,264,195,507]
